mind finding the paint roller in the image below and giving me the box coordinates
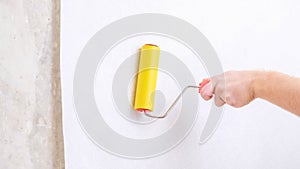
[134,44,210,118]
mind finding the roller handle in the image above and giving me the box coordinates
[198,78,211,93]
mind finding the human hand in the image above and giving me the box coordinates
[200,71,258,107]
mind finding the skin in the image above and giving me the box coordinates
[199,70,300,117]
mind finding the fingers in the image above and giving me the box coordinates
[199,75,226,107]
[199,82,225,107]
[214,96,225,107]
[199,82,213,100]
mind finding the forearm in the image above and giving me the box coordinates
[254,71,300,116]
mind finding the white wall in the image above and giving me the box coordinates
[61,0,300,168]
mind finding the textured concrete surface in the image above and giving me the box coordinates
[0,0,64,168]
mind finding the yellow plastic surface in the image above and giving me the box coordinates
[134,44,160,111]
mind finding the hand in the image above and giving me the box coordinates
[200,71,257,107]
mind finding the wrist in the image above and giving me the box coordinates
[252,70,270,99]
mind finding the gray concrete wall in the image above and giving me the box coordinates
[0,0,64,168]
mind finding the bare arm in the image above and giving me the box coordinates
[200,70,300,116]
[255,71,300,116]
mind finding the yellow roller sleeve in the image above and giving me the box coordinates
[134,44,160,112]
